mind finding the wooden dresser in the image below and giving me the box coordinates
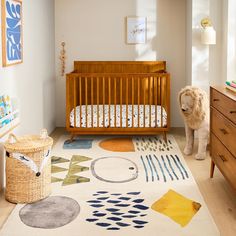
[210,86,236,191]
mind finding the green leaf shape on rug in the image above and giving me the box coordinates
[51,176,63,183]
[71,155,92,164]
[51,156,70,164]
[51,165,68,173]
[62,175,90,186]
[68,164,89,175]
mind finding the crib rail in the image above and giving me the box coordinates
[66,72,170,135]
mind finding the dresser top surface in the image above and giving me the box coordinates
[211,86,236,102]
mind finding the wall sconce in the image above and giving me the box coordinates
[200,18,216,45]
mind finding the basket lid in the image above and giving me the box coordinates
[4,133,53,153]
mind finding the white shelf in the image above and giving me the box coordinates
[0,109,19,124]
[0,110,20,139]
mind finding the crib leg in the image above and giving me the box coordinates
[70,134,76,143]
[163,132,167,144]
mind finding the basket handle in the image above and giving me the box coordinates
[7,133,19,144]
[40,128,48,139]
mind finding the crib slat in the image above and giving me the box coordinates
[120,78,122,127]
[114,77,117,128]
[97,77,99,127]
[66,77,70,128]
[155,77,157,128]
[91,77,94,127]
[149,77,151,127]
[79,77,82,128]
[165,74,168,127]
[160,76,163,127]
[108,77,111,127]
[167,74,170,128]
[73,77,77,128]
[103,77,105,127]
[126,77,128,128]
[132,77,134,127]
[85,77,88,128]
[138,77,140,128]
[143,78,146,128]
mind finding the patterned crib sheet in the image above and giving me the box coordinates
[70,105,167,128]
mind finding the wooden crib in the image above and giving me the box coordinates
[66,61,170,141]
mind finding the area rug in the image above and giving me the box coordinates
[0,135,219,236]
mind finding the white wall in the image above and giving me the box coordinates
[226,0,236,81]
[55,0,186,127]
[186,0,226,93]
[209,0,224,86]
[192,0,210,92]
[221,0,228,81]
[0,0,56,190]
[0,0,56,135]
[186,0,192,86]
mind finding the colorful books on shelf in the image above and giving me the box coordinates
[225,81,236,93]
[0,95,13,128]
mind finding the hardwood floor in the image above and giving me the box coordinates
[0,127,235,235]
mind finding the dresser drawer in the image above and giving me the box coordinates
[211,107,236,157]
[211,88,236,124]
[211,133,236,190]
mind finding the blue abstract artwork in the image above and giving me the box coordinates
[2,0,22,66]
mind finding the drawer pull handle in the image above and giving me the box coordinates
[213,98,219,102]
[219,128,228,135]
[230,111,236,114]
[219,154,227,162]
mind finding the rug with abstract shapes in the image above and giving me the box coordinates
[0,135,219,236]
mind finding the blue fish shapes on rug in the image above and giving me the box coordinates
[86,191,149,230]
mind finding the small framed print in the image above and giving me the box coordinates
[1,0,23,67]
[126,16,146,44]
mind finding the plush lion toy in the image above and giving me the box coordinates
[178,86,209,160]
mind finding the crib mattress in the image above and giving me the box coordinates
[70,105,167,128]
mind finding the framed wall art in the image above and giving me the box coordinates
[126,16,147,44]
[1,0,23,67]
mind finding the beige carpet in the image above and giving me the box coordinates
[0,135,219,236]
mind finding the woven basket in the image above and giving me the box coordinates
[4,130,53,203]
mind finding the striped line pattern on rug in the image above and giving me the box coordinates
[134,137,174,152]
[140,154,189,182]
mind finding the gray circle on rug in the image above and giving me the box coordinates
[19,196,80,229]
[91,156,138,183]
